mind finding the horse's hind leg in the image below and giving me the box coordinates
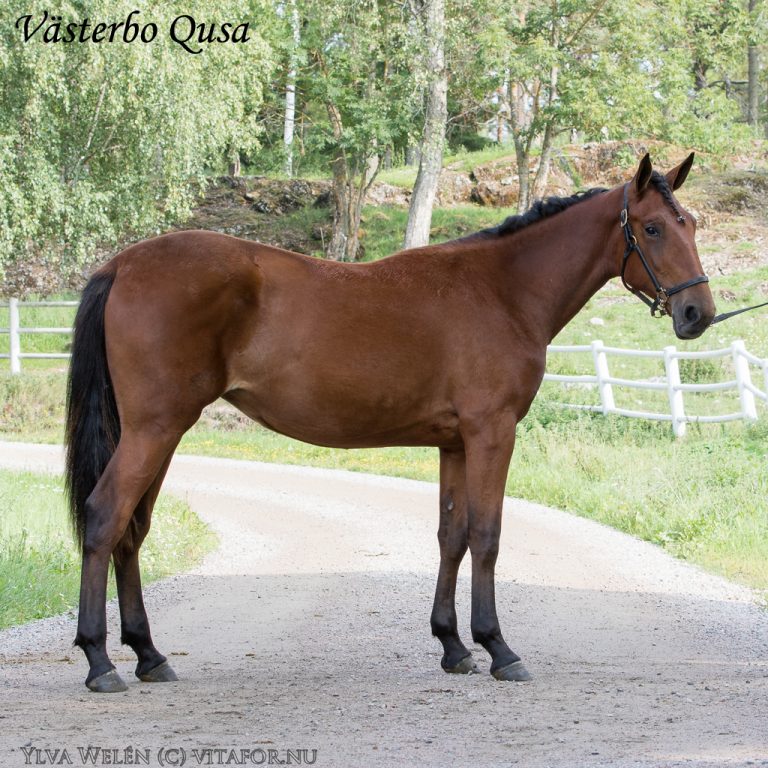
[75,431,182,693]
[431,448,477,674]
[114,451,178,683]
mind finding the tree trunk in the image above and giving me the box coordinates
[327,156,357,261]
[509,79,532,212]
[327,152,379,262]
[531,123,554,201]
[283,0,301,177]
[403,0,447,250]
[322,67,381,262]
[496,85,507,143]
[405,145,419,166]
[515,145,531,213]
[228,152,241,177]
[531,55,558,201]
[747,0,760,129]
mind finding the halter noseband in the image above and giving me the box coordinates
[619,183,709,318]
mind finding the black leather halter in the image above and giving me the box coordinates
[619,183,709,318]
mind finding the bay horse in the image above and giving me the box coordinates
[65,153,715,692]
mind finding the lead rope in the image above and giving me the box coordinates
[711,300,768,325]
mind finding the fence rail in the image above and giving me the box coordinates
[0,298,79,373]
[2,299,768,437]
[544,339,768,436]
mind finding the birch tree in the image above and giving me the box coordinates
[0,0,275,284]
[403,0,447,250]
[283,0,301,175]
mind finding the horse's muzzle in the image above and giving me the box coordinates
[673,300,715,339]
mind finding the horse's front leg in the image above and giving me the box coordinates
[464,419,531,682]
[431,447,477,674]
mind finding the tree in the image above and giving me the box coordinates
[299,0,413,261]
[653,0,753,152]
[747,0,762,129]
[0,0,276,289]
[498,0,665,211]
[403,0,447,250]
[282,0,302,176]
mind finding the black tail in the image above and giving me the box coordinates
[65,268,120,551]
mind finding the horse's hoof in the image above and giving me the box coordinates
[491,660,532,682]
[137,660,178,683]
[87,669,128,693]
[443,653,478,674]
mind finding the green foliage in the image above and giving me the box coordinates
[0,0,276,285]
[1,0,766,280]
[299,0,414,155]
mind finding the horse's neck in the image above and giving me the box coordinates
[496,193,620,344]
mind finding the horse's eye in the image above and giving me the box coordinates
[645,225,660,237]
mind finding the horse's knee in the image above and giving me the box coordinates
[468,529,499,566]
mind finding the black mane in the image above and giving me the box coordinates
[471,169,683,240]
[475,187,607,239]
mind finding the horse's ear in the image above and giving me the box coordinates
[666,152,695,191]
[633,153,653,195]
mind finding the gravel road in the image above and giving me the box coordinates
[0,441,766,768]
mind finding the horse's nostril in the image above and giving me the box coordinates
[684,304,701,324]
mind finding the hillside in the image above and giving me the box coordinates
[4,142,767,295]
[178,141,768,277]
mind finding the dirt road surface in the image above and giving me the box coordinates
[0,441,766,768]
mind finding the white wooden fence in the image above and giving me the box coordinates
[544,339,768,437]
[0,298,78,374]
[2,298,768,437]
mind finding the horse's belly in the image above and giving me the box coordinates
[222,386,461,449]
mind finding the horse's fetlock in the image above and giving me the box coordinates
[471,623,500,646]
[430,616,455,639]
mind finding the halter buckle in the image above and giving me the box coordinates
[619,208,628,228]
[652,288,669,318]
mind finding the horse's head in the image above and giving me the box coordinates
[619,153,715,339]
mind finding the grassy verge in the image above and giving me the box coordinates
[2,369,765,594]
[0,469,215,629]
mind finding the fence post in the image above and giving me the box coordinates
[9,297,21,374]
[732,340,758,421]
[591,339,615,415]
[763,360,768,406]
[663,345,686,437]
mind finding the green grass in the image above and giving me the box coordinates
[376,166,419,189]
[359,203,517,261]
[442,144,519,173]
[0,469,215,629]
